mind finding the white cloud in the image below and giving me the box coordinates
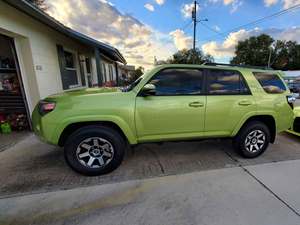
[169,29,193,50]
[181,3,200,18]
[264,0,278,7]
[45,0,175,69]
[263,0,300,8]
[155,0,165,5]
[208,0,242,13]
[144,3,155,11]
[282,0,300,9]
[215,25,221,31]
[202,27,300,58]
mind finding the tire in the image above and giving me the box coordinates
[233,121,271,158]
[64,125,126,176]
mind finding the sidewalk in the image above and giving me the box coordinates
[1,159,300,225]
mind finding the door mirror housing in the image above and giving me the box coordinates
[141,84,156,96]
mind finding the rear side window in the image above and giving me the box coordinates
[148,68,203,96]
[253,72,286,94]
[207,69,250,95]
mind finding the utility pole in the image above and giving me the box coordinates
[192,0,197,52]
[192,1,208,63]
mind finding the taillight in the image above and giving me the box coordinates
[287,95,296,109]
[38,101,56,116]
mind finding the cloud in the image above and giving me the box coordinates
[181,3,199,18]
[169,29,193,50]
[155,0,165,5]
[282,0,300,9]
[202,27,300,58]
[264,0,300,8]
[264,0,278,7]
[208,0,243,13]
[45,0,175,68]
[144,3,155,11]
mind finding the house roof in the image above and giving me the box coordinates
[3,0,126,64]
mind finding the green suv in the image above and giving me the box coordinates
[32,64,295,176]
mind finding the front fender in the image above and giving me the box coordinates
[52,115,138,145]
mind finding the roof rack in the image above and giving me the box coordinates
[202,62,273,70]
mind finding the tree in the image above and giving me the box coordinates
[231,34,300,70]
[130,66,144,82]
[158,48,214,65]
[26,0,48,11]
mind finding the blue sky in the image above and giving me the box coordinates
[46,0,300,68]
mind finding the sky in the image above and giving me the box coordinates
[45,0,300,69]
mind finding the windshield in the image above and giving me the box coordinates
[121,76,143,92]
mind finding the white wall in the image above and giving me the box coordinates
[0,1,93,112]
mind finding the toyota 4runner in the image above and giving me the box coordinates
[32,64,295,176]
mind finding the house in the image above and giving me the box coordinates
[0,0,127,130]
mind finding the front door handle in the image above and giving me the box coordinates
[189,102,204,108]
[238,100,252,106]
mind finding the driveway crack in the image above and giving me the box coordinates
[145,147,165,174]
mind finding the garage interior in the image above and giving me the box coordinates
[0,33,30,149]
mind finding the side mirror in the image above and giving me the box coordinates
[141,84,156,96]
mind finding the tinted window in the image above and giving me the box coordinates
[148,69,203,96]
[207,69,250,95]
[253,72,286,94]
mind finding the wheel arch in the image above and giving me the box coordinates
[234,115,276,143]
[57,120,137,147]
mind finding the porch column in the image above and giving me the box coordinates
[94,48,103,86]
[115,62,119,86]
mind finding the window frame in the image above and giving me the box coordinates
[138,67,206,97]
[253,72,287,94]
[205,68,252,96]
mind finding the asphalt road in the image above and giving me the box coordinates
[0,132,300,198]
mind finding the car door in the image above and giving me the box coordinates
[135,68,206,141]
[204,69,256,136]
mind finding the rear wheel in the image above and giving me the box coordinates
[233,121,271,158]
[64,125,125,176]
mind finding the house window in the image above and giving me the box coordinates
[56,45,80,90]
[64,51,75,69]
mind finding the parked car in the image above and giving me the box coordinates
[32,64,295,176]
[287,106,300,136]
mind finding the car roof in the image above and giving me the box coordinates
[154,64,279,74]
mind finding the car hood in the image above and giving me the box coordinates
[46,87,121,100]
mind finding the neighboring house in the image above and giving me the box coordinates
[283,70,300,93]
[0,0,127,128]
[118,65,136,83]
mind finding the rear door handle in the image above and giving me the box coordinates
[238,100,252,106]
[189,102,204,108]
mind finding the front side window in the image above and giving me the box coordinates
[147,68,203,96]
[253,72,286,94]
[207,69,250,95]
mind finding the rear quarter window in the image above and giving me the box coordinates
[253,72,286,94]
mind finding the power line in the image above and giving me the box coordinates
[180,20,193,32]
[199,21,223,37]
[202,3,300,42]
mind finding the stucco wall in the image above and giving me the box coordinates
[0,1,93,113]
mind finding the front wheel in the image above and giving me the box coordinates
[233,121,271,158]
[64,125,126,176]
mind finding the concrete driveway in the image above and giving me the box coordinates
[0,132,300,198]
[1,132,300,224]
